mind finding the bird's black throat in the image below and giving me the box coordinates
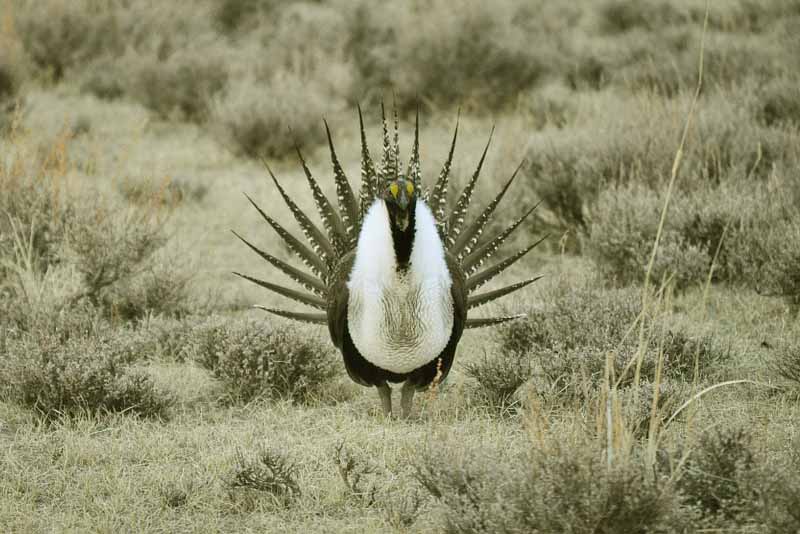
[387,199,416,271]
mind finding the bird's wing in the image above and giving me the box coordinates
[446,252,468,340]
[326,251,356,350]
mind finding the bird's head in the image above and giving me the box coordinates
[383,176,416,232]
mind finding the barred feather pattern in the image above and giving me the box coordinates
[461,202,543,277]
[264,163,337,270]
[243,193,328,281]
[451,160,523,260]
[392,103,400,180]
[445,127,493,248]
[296,147,349,254]
[378,103,397,186]
[324,120,359,246]
[428,113,459,235]
[357,105,378,222]
[406,107,421,188]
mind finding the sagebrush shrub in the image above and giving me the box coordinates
[0,169,73,279]
[1,139,191,326]
[772,338,800,388]
[757,77,800,127]
[212,0,261,34]
[0,37,26,133]
[65,205,165,304]
[14,0,124,81]
[415,443,689,533]
[345,0,552,111]
[190,317,339,403]
[102,257,192,322]
[490,276,727,405]
[528,90,800,238]
[0,327,173,419]
[587,178,800,302]
[211,72,330,159]
[588,185,723,288]
[496,278,641,356]
[463,350,533,414]
[131,48,228,122]
[679,426,757,524]
[79,57,125,100]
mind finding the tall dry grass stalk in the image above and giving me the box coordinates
[597,4,710,471]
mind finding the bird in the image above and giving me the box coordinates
[233,105,544,418]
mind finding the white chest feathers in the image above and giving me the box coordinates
[347,200,454,374]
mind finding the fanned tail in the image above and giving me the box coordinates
[235,109,544,331]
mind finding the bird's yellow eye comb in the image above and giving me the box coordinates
[389,183,399,198]
[406,182,414,196]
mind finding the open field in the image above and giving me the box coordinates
[2,0,800,532]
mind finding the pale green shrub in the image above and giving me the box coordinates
[0,327,173,419]
[13,0,124,81]
[345,0,553,111]
[191,318,339,403]
[212,72,329,158]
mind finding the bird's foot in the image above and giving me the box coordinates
[376,382,392,418]
[400,381,416,419]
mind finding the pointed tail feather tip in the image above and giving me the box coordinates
[233,271,327,310]
[254,306,327,325]
[467,275,544,310]
[465,314,526,329]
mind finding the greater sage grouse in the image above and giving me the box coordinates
[234,106,544,417]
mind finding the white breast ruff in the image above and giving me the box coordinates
[347,199,454,374]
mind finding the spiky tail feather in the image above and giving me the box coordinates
[295,145,349,254]
[263,162,337,270]
[445,127,493,248]
[324,119,359,246]
[465,315,526,329]
[428,110,459,232]
[255,306,327,325]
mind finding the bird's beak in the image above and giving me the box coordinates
[395,191,410,230]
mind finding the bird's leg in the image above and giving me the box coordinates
[376,382,392,417]
[400,381,416,419]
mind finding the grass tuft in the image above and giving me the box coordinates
[228,445,301,507]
